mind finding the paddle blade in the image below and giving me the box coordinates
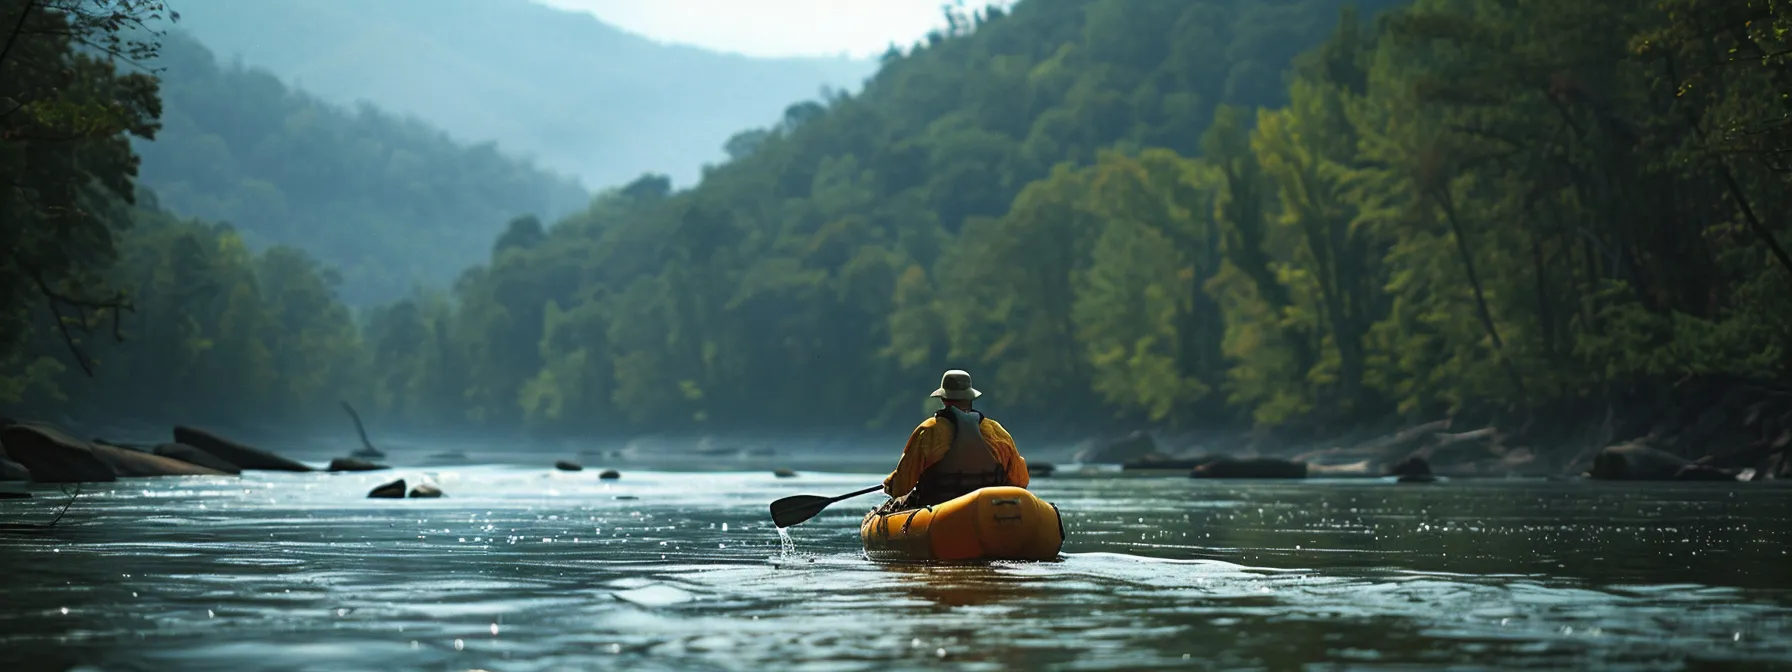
[768,494,834,528]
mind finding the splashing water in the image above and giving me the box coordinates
[775,526,795,557]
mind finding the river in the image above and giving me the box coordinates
[1,465,1789,670]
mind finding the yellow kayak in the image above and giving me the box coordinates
[860,486,1065,562]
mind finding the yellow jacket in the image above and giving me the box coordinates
[882,414,1030,497]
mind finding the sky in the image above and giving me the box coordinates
[533,0,1017,59]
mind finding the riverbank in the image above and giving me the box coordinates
[1074,376,1792,482]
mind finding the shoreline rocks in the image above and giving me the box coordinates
[174,426,313,472]
[154,443,243,474]
[91,442,229,477]
[328,458,389,472]
[2,424,118,483]
[1191,457,1309,479]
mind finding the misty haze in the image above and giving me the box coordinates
[2,0,1790,670]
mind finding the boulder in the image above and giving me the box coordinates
[598,469,621,480]
[1073,431,1159,464]
[368,479,406,498]
[173,426,312,472]
[328,458,388,472]
[554,460,583,472]
[1,424,116,482]
[91,442,230,477]
[154,443,243,474]
[92,438,156,452]
[1388,455,1437,483]
[408,482,443,498]
[773,468,797,478]
[1388,455,1432,476]
[1190,457,1308,479]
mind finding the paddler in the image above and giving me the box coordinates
[878,369,1030,512]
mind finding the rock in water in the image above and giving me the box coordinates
[1388,455,1437,483]
[598,469,621,480]
[368,479,406,498]
[554,460,583,472]
[91,443,230,477]
[328,458,389,472]
[0,424,116,483]
[93,438,156,452]
[1027,462,1056,477]
[408,483,443,498]
[173,426,312,472]
[1191,457,1309,479]
[154,443,243,474]
[773,468,797,478]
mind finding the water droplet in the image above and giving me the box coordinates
[936,648,947,658]
[454,639,464,651]
[59,607,68,615]
[721,522,729,532]
[410,641,419,650]
[490,623,499,636]
[606,643,621,654]
[207,610,215,618]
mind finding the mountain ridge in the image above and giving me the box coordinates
[161,0,880,189]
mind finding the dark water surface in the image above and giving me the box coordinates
[1,467,1789,670]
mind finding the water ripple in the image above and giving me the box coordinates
[1,468,1789,670]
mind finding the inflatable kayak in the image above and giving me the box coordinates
[860,486,1065,562]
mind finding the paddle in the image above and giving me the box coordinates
[769,485,884,528]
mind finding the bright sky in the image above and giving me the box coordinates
[533,0,1017,59]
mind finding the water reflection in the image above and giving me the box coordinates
[1,467,1789,669]
[880,563,1056,610]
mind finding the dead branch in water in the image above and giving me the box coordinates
[0,482,84,533]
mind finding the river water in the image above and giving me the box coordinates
[1,465,1789,670]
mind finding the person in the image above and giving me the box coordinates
[878,369,1029,513]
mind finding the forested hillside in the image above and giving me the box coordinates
[359,0,1428,433]
[134,31,591,306]
[8,0,1790,448]
[161,0,877,188]
[354,0,1787,438]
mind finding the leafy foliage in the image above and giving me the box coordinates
[9,0,1792,442]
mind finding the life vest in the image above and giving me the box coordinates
[909,406,1011,507]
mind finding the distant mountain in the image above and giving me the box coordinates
[136,31,592,306]
[162,0,879,189]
